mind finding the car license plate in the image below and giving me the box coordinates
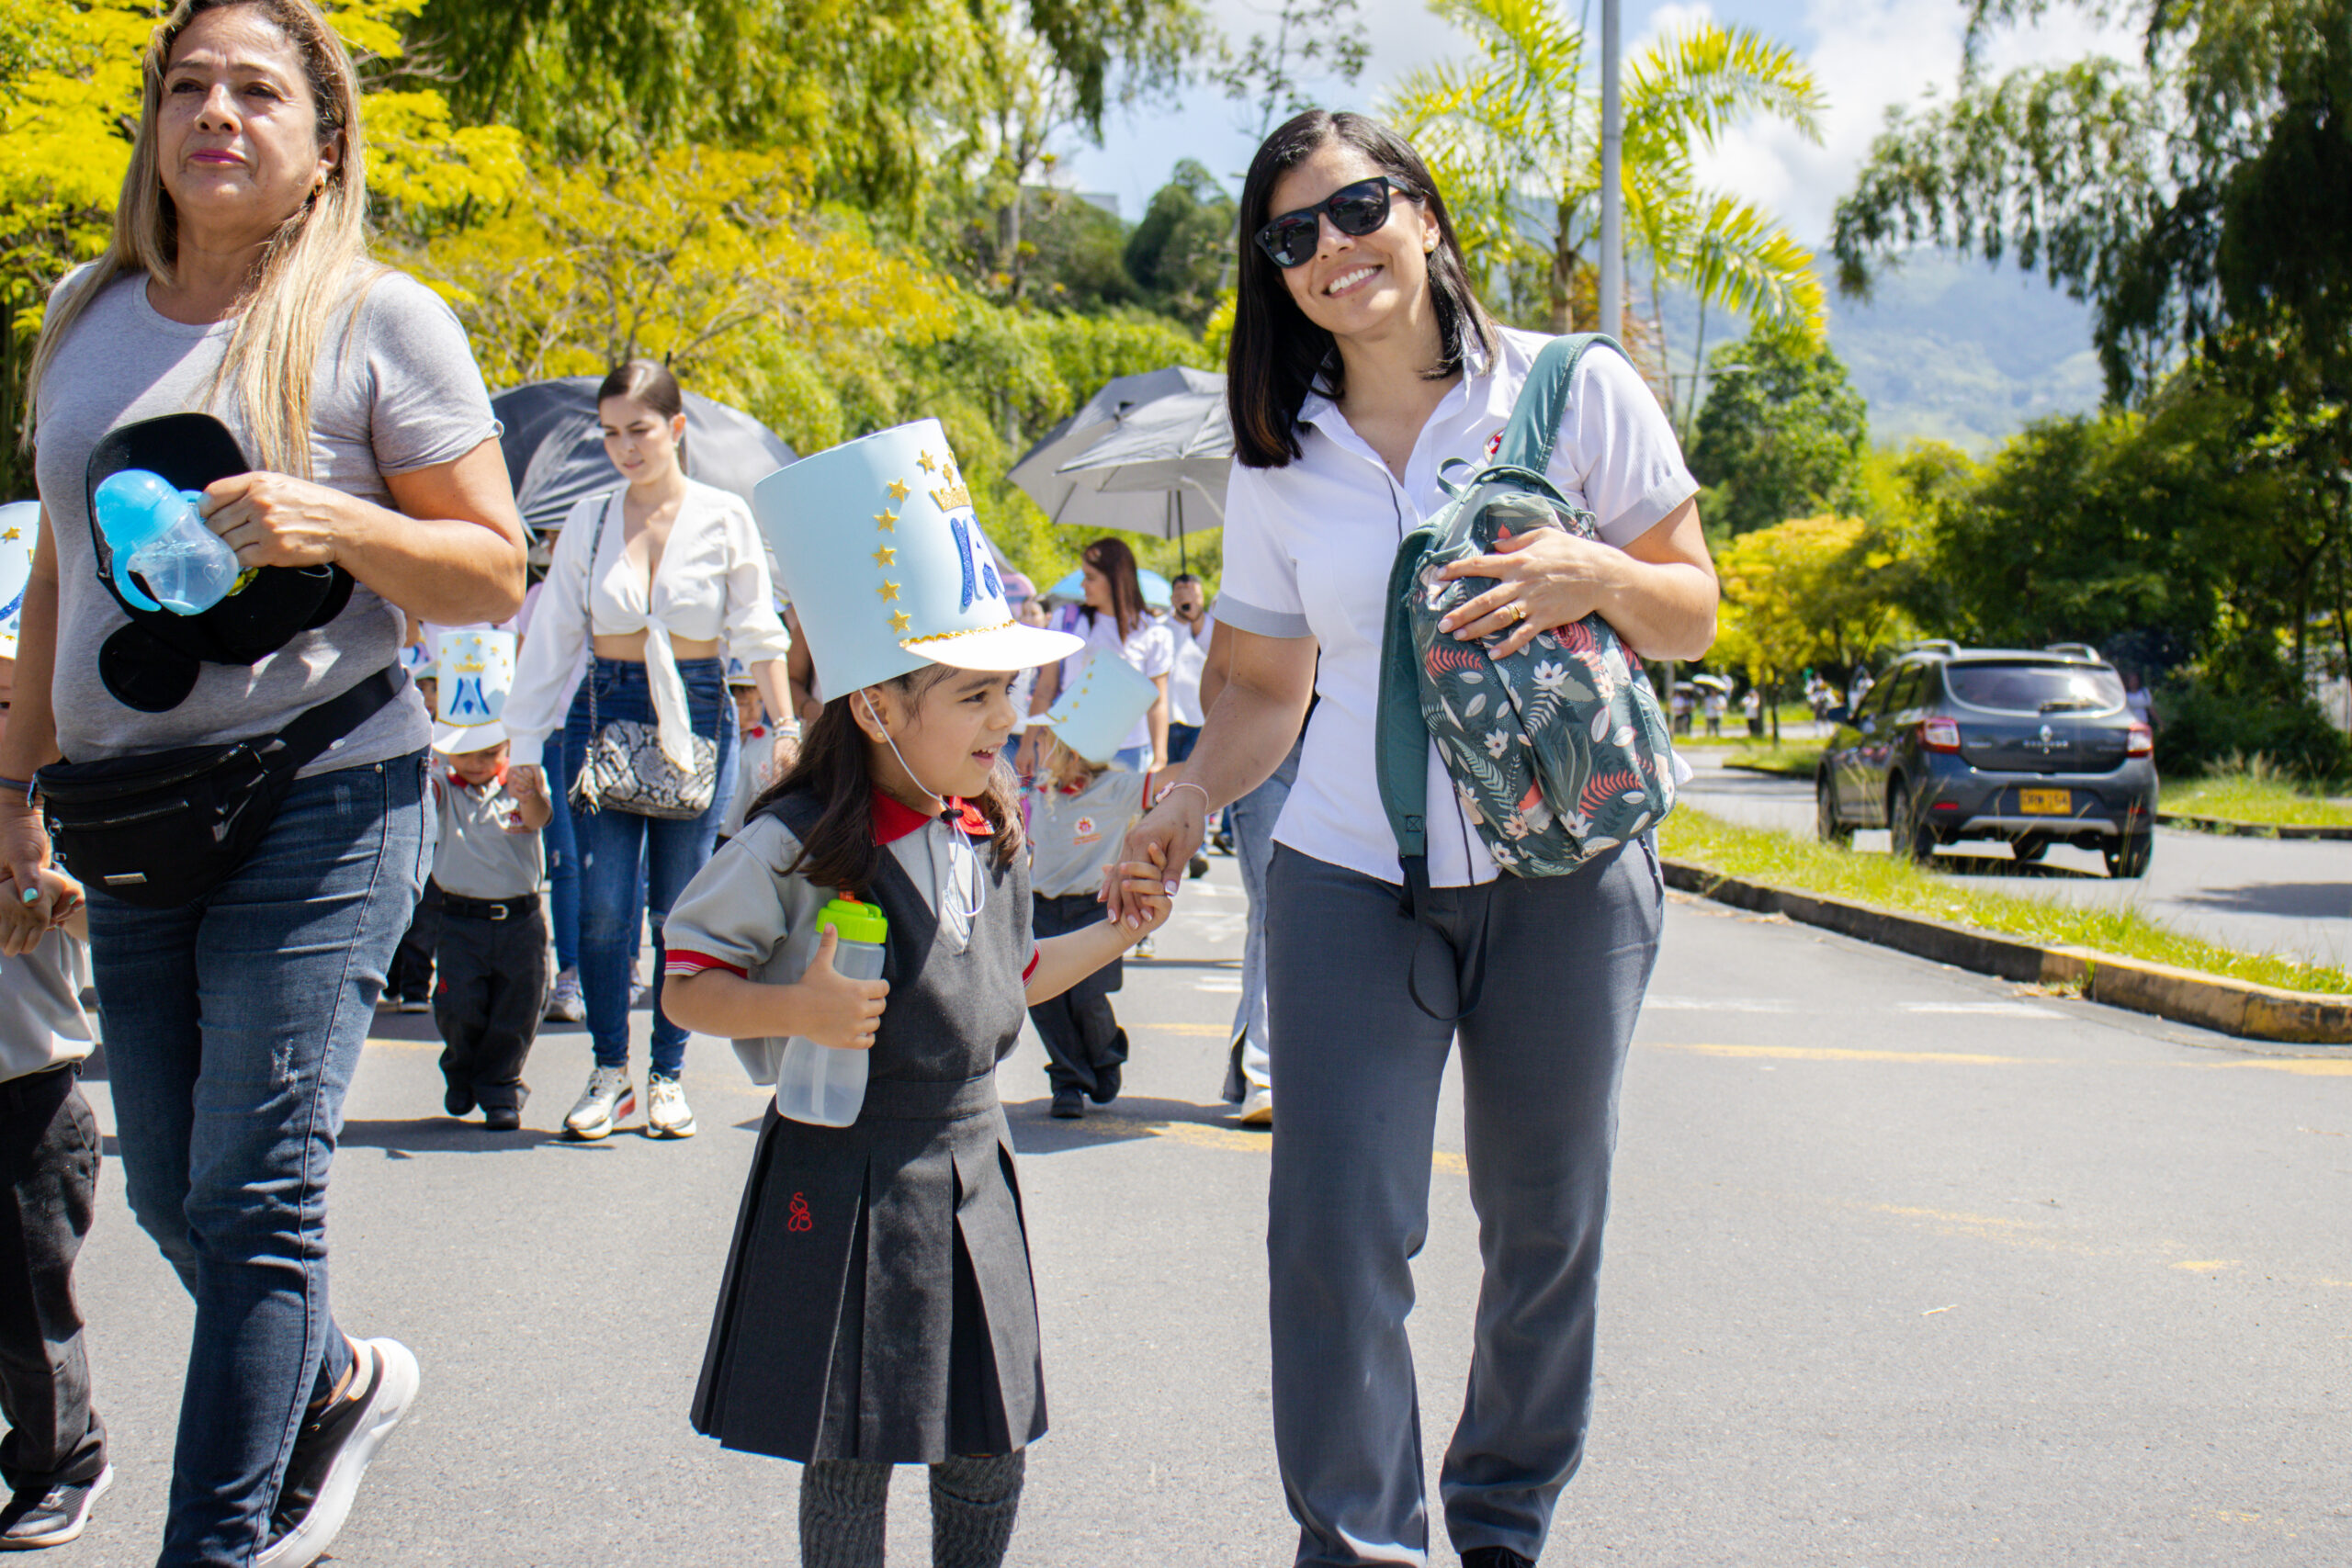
[2019,788,2072,815]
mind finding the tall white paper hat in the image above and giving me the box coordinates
[753,419,1080,697]
[0,502,38,660]
[431,628,517,753]
[1029,649,1159,767]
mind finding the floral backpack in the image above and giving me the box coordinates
[1375,334,1679,911]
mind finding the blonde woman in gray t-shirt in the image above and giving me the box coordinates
[0,5,526,1565]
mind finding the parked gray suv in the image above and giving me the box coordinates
[1815,643,2158,877]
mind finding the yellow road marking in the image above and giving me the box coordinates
[2199,1058,2352,1075]
[2171,1259,2238,1272]
[1140,1023,1234,1037]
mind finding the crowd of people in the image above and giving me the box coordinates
[0,4,1721,1567]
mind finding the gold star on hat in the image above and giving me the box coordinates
[887,479,910,502]
[917,451,938,474]
[888,610,911,633]
[0,528,17,543]
[877,581,900,602]
[873,546,897,568]
[874,509,897,531]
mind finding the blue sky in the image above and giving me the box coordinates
[1056,0,2136,245]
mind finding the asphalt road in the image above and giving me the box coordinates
[63,850,2352,1566]
[1678,752,2352,967]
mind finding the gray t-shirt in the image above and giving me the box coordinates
[1026,767,1150,898]
[32,265,500,772]
[0,931,95,1085]
[430,767,546,901]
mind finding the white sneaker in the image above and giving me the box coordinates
[563,1067,635,1140]
[544,968,584,1023]
[645,1074,696,1139]
[629,977,651,1008]
[1232,1087,1273,1126]
[255,1337,419,1568]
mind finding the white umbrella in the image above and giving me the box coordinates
[1010,367,1233,570]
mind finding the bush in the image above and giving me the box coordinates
[2154,671,2351,781]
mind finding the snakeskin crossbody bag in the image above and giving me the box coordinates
[571,493,720,820]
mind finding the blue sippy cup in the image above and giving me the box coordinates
[91,469,245,615]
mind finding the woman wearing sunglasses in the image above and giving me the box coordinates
[1106,111,1718,1567]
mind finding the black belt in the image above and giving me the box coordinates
[859,1074,1001,1122]
[438,891,540,922]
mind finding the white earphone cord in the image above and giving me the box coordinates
[862,691,988,924]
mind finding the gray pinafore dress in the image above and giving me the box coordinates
[690,790,1047,1463]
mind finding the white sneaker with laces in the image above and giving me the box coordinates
[545,968,584,1022]
[1232,1087,1273,1126]
[563,1067,635,1140]
[645,1074,696,1139]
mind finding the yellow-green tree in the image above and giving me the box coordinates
[0,0,521,496]
[1713,513,1914,740]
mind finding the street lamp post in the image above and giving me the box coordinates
[1599,0,1622,341]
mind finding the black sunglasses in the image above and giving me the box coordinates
[1254,175,1415,269]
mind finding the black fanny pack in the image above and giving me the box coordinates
[36,666,407,908]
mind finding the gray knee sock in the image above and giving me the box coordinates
[800,1459,890,1568]
[928,1451,1025,1568]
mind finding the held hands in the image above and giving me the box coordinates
[508,763,545,800]
[1102,791,1203,927]
[0,866,83,957]
[792,925,889,1051]
[1107,847,1174,942]
[0,795,55,941]
[201,472,354,572]
[1436,525,1622,660]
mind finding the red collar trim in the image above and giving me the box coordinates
[447,761,509,790]
[870,787,991,845]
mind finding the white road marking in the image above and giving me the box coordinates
[1645,997,1798,1012]
[1194,977,1243,994]
[1900,1002,2063,1018]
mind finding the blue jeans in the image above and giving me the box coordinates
[541,739,581,973]
[90,751,432,1567]
[563,657,737,1078]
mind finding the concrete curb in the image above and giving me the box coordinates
[1718,759,1817,780]
[1659,859,2352,1045]
[2154,811,2352,841]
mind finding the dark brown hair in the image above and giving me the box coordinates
[1228,109,1494,468]
[598,358,687,471]
[1080,536,1146,642]
[748,667,1023,896]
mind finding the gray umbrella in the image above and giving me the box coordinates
[490,377,797,536]
[1008,367,1231,570]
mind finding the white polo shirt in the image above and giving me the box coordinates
[1216,326,1698,888]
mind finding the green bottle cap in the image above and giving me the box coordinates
[818,894,888,946]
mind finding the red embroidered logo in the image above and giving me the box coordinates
[1486,429,1504,457]
[786,1192,813,1232]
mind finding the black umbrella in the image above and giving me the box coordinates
[490,377,797,536]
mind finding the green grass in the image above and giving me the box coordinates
[2162,773,2352,829]
[1715,741,1824,777]
[1657,806,2352,996]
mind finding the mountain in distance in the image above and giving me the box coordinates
[1657,249,2108,454]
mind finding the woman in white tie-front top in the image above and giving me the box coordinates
[505,360,794,1143]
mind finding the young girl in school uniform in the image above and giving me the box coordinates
[662,420,1174,1568]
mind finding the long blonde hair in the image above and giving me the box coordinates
[21,0,377,478]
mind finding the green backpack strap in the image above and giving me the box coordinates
[1376,524,1435,906]
[1373,332,1632,908]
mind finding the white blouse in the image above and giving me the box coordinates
[505,479,792,770]
[1216,326,1699,888]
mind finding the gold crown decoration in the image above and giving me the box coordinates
[929,456,973,514]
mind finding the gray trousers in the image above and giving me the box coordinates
[1266,841,1664,1566]
[1223,738,1301,1101]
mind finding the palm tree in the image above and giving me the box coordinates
[1388,0,1824,419]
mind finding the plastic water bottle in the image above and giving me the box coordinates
[91,469,244,615]
[774,896,888,1127]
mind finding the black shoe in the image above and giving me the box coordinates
[482,1106,522,1132]
[1188,852,1209,880]
[0,1465,111,1550]
[1090,1060,1122,1106]
[1050,1088,1085,1119]
[443,1081,475,1118]
[1460,1550,1535,1568]
[259,1338,420,1568]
